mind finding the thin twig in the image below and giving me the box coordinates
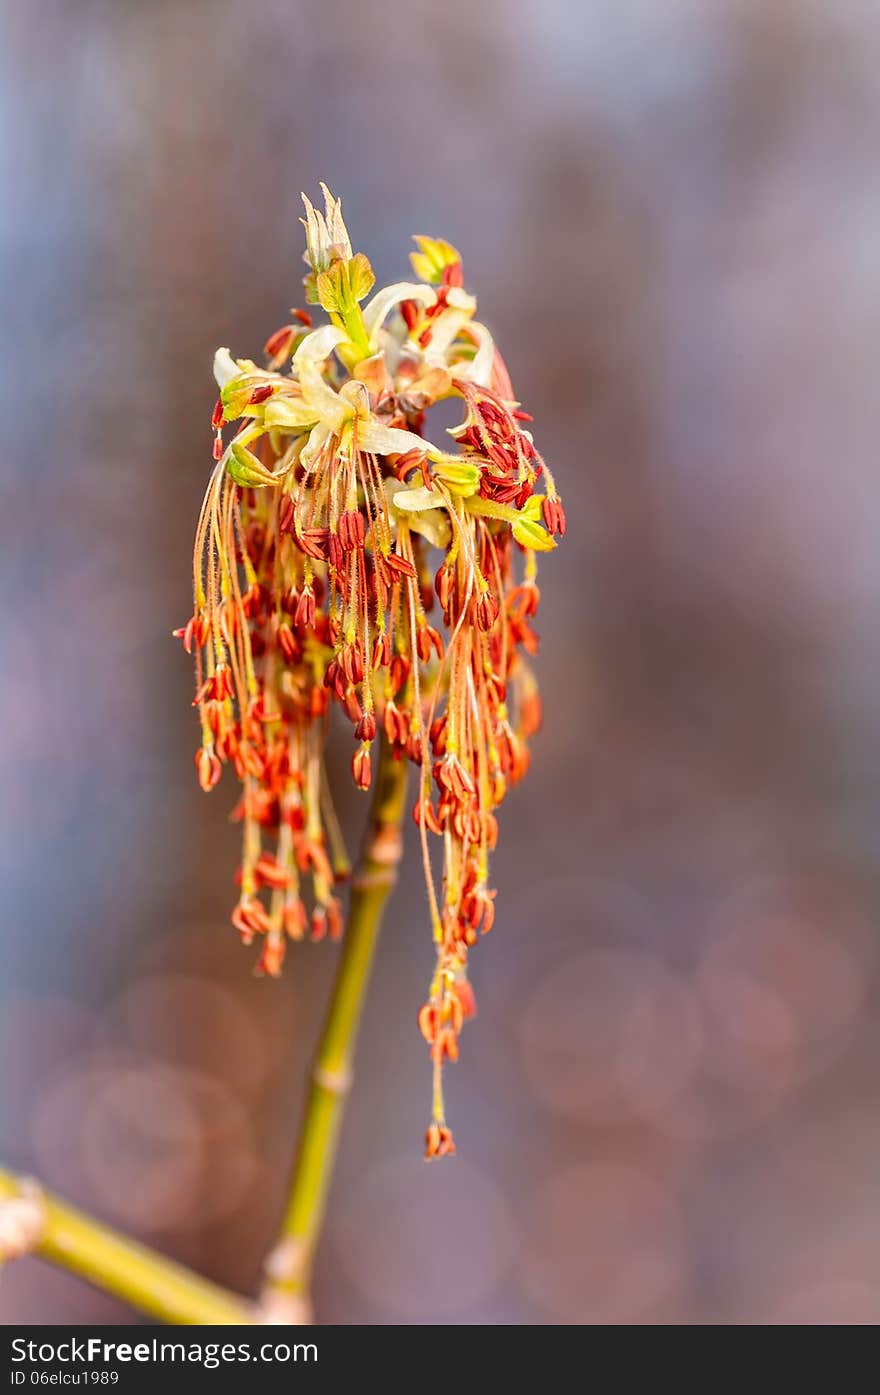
[260,736,409,1318]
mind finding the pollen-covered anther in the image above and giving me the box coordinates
[432,1028,459,1064]
[195,746,222,792]
[412,796,443,835]
[277,622,302,664]
[255,938,286,978]
[393,448,430,486]
[475,591,500,633]
[425,1123,456,1161]
[355,712,377,742]
[338,509,366,551]
[372,632,391,670]
[507,582,540,622]
[352,743,372,791]
[417,1002,438,1045]
[383,700,407,746]
[294,585,316,632]
[327,899,344,940]
[254,853,291,889]
[173,613,210,654]
[232,898,273,944]
[192,663,234,707]
[283,897,308,941]
[384,551,417,580]
[434,754,475,800]
[542,497,567,537]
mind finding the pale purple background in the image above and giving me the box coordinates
[2,0,880,1324]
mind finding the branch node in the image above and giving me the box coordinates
[0,1178,45,1263]
[313,1063,353,1095]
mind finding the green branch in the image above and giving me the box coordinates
[260,737,409,1317]
[0,1168,253,1324]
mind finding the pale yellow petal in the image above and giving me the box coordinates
[213,347,240,388]
[362,282,436,345]
[292,325,348,366]
[358,420,436,457]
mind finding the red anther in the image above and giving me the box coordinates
[254,853,290,889]
[242,581,267,618]
[294,586,316,631]
[383,700,407,746]
[512,408,533,422]
[236,742,266,781]
[192,662,233,707]
[441,261,464,289]
[405,732,424,765]
[521,691,543,738]
[284,896,307,940]
[310,908,327,941]
[355,712,377,742]
[384,550,417,579]
[417,626,432,664]
[451,977,477,1022]
[400,299,419,331]
[372,632,391,670]
[338,507,361,552]
[340,642,364,685]
[425,1122,456,1160]
[417,326,433,349]
[412,796,443,835]
[508,582,540,621]
[255,938,286,978]
[277,623,302,664]
[432,1028,459,1064]
[213,434,223,460]
[284,802,306,834]
[389,653,409,695]
[173,616,197,655]
[327,898,344,940]
[434,754,475,800]
[429,715,447,754]
[263,324,297,360]
[216,664,234,701]
[211,397,225,429]
[294,526,330,561]
[195,747,222,791]
[393,447,426,483]
[310,686,330,717]
[218,602,237,648]
[418,1003,438,1044]
[231,898,273,942]
[278,497,295,534]
[476,592,500,633]
[293,308,312,326]
[434,565,453,612]
[248,384,273,405]
[352,743,372,791]
[542,496,567,537]
[342,690,363,725]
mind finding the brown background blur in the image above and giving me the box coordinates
[2,0,880,1325]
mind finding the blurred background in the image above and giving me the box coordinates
[2,0,880,1325]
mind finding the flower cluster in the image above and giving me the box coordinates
[178,187,564,1155]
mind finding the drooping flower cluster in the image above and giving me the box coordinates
[177,187,564,1155]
